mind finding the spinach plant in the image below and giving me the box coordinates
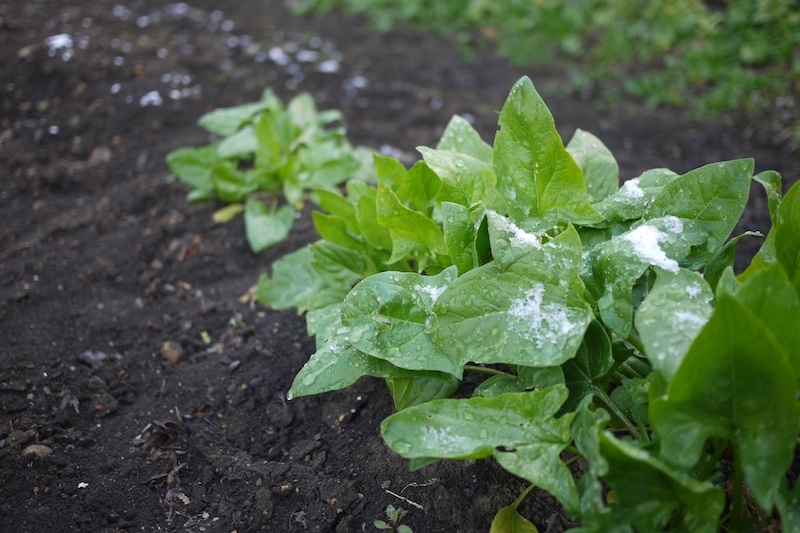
[166,89,373,252]
[259,76,800,531]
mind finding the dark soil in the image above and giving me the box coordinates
[1,1,797,532]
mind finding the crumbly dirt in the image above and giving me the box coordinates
[1,1,797,532]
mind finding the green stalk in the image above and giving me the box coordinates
[463,364,515,378]
[730,445,746,532]
[592,386,642,441]
[510,483,537,511]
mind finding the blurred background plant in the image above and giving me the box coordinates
[292,0,800,146]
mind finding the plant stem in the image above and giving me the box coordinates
[592,386,642,441]
[626,335,646,355]
[511,483,537,511]
[463,364,515,378]
[730,445,746,532]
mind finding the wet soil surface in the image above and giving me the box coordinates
[1,1,798,531]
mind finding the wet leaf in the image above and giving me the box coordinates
[635,268,713,381]
[566,128,618,204]
[493,76,601,226]
[437,115,493,165]
[381,386,579,514]
[419,147,497,208]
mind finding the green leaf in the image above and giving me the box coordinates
[198,100,269,136]
[312,211,365,252]
[650,292,800,509]
[703,231,762,291]
[166,145,218,192]
[441,202,477,274]
[490,505,539,533]
[590,216,706,337]
[419,147,497,208]
[289,331,421,398]
[387,374,459,410]
[566,129,619,204]
[600,433,725,532]
[594,168,678,224]
[395,161,441,213]
[572,397,611,476]
[493,76,601,226]
[374,154,407,187]
[561,320,614,412]
[210,162,258,203]
[643,158,754,266]
[775,181,800,293]
[356,194,393,252]
[432,227,593,367]
[381,386,579,514]
[244,200,294,253]
[216,124,258,159]
[753,169,782,224]
[473,375,526,399]
[634,268,713,381]
[255,109,282,173]
[340,267,462,376]
[376,183,448,257]
[317,189,358,232]
[255,246,354,313]
[436,115,493,165]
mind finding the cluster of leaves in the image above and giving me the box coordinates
[258,76,800,531]
[166,89,373,252]
[293,0,800,134]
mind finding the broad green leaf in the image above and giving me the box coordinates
[608,376,651,429]
[309,240,366,284]
[298,140,360,189]
[703,231,761,291]
[216,124,258,159]
[635,268,713,381]
[561,320,614,412]
[487,213,585,295]
[517,366,565,391]
[753,169,782,224]
[306,303,341,347]
[650,293,800,509]
[287,91,319,131]
[473,375,526,399]
[374,154,407,187]
[395,161,441,213]
[594,168,678,224]
[244,200,294,253]
[312,211,365,252]
[376,183,448,257]
[255,110,282,172]
[166,145,218,192]
[732,264,800,389]
[493,76,602,225]
[591,216,706,337]
[255,246,353,313]
[387,374,459,410]
[356,195,393,252]
[288,330,422,398]
[572,397,611,476]
[419,147,496,208]
[432,234,593,367]
[381,386,579,513]
[317,189,358,233]
[198,100,269,136]
[441,202,477,274]
[643,158,754,266]
[341,267,462,376]
[600,433,725,532]
[437,115,493,165]
[566,129,618,204]
[210,162,257,203]
[777,479,800,533]
[775,181,800,293]
[490,505,538,533]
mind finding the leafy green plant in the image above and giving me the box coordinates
[166,89,373,252]
[259,76,800,530]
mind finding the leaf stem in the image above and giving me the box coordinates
[463,364,515,378]
[730,444,746,531]
[511,483,537,511]
[626,335,646,356]
[591,386,642,441]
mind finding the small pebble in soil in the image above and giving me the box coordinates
[161,340,185,363]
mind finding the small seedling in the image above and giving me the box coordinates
[374,504,413,533]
